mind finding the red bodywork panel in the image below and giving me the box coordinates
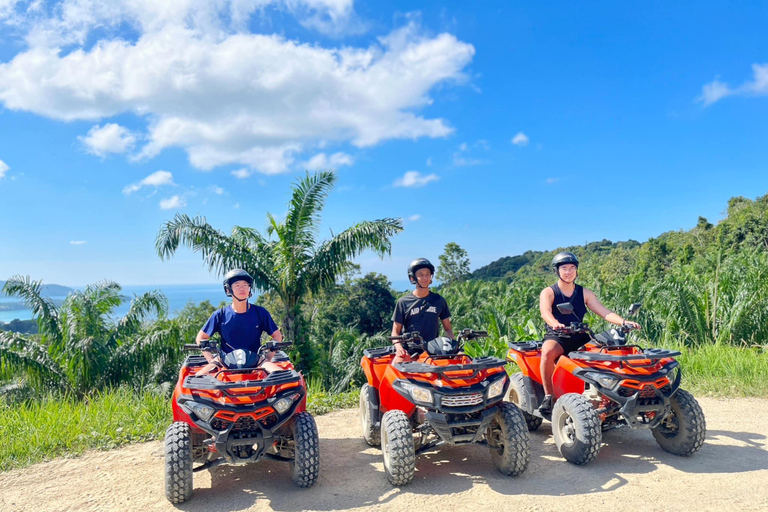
[362,351,507,417]
[171,358,306,434]
[507,342,675,398]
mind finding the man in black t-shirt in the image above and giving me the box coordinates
[391,258,453,364]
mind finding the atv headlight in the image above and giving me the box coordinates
[487,376,507,399]
[584,372,619,389]
[187,401,215,421]
[273,393,299,414]
[401,381,433,405]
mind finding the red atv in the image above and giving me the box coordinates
[359,329,530,486]
[505,303,706,465]
[164,341,319,503]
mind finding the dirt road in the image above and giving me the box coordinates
[2,397,767,512]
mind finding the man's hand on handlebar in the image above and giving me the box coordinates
[622,320,641,331]
[394,342,408,358]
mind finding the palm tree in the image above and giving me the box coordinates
[155,171,403,370]
[0,276,173,396]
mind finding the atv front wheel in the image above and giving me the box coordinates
[290,412,320,487]
[652,389,706,456]
[360,383,381,446]
[506,373,543,431]
[381,410,415,486]
[164,422,193,503]
[552,393,602,465]
[487,402,530,476]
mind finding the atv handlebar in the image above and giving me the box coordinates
[183,340,220,352]
[456,329,488,342]
[554,322,592,335]
[389,332,423,345]
[260,341,293,353]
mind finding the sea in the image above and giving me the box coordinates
[0,283,228,323]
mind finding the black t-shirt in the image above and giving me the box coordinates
[392,291,451,341]
[546,283,587,338]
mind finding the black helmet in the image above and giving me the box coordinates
[223,268,254,297]
[408,258,435,284]
[551,251,579,275]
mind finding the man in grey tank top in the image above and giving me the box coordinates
[538,252,640,414]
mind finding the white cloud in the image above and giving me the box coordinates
[78,123,136,156]
[452,141,486,167]
[303,151,354,170]
[546,178,559,184]
[408,214,421,222]
[0,4,475,174]
[512,132,529,146]
[699,64,768,106]
[425,157,432,166]
[123,170,173,195]
[210,185,224,195]
[0,158,8,178]
[231,168,253,179]
[160,195,185,210]
[69,240,87,245]
[393,171,439,188]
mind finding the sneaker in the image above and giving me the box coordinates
[538,395,554,414]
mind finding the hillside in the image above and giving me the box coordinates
[470,193,768,283]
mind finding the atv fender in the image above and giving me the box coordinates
[519,375,545,414]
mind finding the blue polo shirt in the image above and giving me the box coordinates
[202,304,279,354]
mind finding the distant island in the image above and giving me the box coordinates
[0,280,74,311]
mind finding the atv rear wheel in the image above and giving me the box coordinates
[381,410,415,486]
[506,373,543,431]
[552,393,602,465]
[164,422,193,504]
[290,412,320,487]
[487,402,530,476]
[652,389,706,456]
[360,383,381,446]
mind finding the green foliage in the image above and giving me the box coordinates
[0,387,169,471]
[155,171,403,372]
[437,242,470,285]
[0,277,177,397]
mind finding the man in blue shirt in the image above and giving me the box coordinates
[195,269,283,374]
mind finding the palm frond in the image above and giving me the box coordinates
[155,213,278,292]
[118,290,169,335]
[284,171,336,256]
[0,331,69,392]
[307,218,403,291]
[2,275,61,340]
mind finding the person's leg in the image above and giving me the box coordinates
[540,340,565,395]
[260,360,283,373]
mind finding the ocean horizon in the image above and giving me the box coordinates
[0,283,228,323]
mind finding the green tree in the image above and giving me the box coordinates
[0,276,174,397]
[437,242,470,285]
[155,171,403,371]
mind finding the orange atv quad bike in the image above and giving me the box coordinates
[505,302,705,465]
[360,329,530,486]
[164,340,319,503]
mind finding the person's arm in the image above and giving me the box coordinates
[441,318,454,340]
[391,321,407,357]
[195,330,216,363]
[539,287,565,329]
[270,329,283,341]
[584,289,641,329]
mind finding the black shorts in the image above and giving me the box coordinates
[543,332,591,355]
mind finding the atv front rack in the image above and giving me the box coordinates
[183,369,301,391]
[507,341,543,352]
[394,356,507,375]
[363,346,396,359]
[568,348,681,364]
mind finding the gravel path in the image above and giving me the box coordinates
[2,397,767,512]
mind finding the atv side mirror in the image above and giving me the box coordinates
[628,303,642,316]
[556,302,574,315]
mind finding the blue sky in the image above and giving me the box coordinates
[1,1,767,287]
